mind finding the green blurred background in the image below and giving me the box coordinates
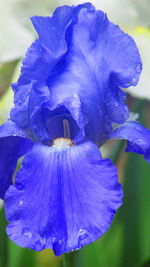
[0,0,150,266]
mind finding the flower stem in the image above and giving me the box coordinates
[63,251,78,267]
[0,206,8,267]
[110,140,125,163]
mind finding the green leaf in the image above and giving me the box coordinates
[0,206,8,267]
[0,206,37,267]
[119,100,150,266]
[120,151,150,266]
[0,87,13,124]
[63,252,78,267]
[0,60,18,97]
[75,217,124,267]
[7,240,36,267]
[0,60,21,124]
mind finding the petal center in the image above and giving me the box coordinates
[52,137,73,150]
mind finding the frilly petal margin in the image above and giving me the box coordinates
[10,3,142,144]
[46,4,142,144]
[5,140,122,255]
[0,120,33,199]
[0,120,32,139]
[109,121,150,162]
[10,3,92,131]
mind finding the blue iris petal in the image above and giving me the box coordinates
[10,3,141,144]
[0,121,32,199]
[0,120,31,139]
[31,6,74,57]
[0,2,148,255]
[5,140,122,255]
[10,3,92,135]
[10,40,52,130]
[110,121,150,162]
[45,4,141,144]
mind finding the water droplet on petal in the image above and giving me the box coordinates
[52,237,56,243]
[78,229,86,235]
[19,200,23,205]
[58,239,62,245]
[136,64,141,73]
[78,229,87,241]
[132,77,137,83]
[114,102,119,107]
[23,228,32,238]
[78,229,89,246]
[125,82,131,87]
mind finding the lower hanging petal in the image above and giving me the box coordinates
[109,121,150,162]
[5,139,122,255]
[0,120,33,199]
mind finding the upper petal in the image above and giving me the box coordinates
[10,3,92,132]
[5,139,122,255]
[10,5,74,130]
[109,120,150,162]
[10,40,53,130]
[31,5,75,57]
[10,3,142,144]
[0,121,32,199]
[46,5,142,143]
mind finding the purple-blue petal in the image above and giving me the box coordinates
[5,140,122,255]
[0,120,31,139]
[10,40,52,130]
[109,121,150,162]
[31,6,74,57]
[0,121,32,199]
[10,3,142,144]
[45,5,141,143]
[10,3,90,132]
[31,3,94,56]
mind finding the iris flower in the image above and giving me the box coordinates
[0,3,150,256]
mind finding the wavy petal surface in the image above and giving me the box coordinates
[110,121,150,162]
[10,3,91,133]
[46,5,142,143]
[10,6,72,129]
[10,3,142,144]
[0,120,31,139]
[0,121,32,199]
[5,140,122,255]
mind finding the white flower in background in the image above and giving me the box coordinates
[57,0,149,29]
[0,0,33,63]
[0,0,55,63]
[127,28,150,100]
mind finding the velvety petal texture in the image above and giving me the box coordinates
[10,3,142,145]
[0,121,32,199]
[110,121,150,162]
[5,140,122,255]
[10,3,91,138]
[0,120,32,140]
[48,5,141,144]
[1,2,148,256]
